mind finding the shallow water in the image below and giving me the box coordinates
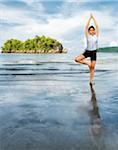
[0,52,118,150]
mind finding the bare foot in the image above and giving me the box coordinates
[83,59,91,69]
[89,82,93,86]
[88,63,91,70]
[89,81,95,85]
[86,60,91,70]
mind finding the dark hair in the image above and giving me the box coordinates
[88,26,95,31]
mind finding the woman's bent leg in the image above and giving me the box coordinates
[75,54,91,69]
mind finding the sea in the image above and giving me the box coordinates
[0,52,118,150]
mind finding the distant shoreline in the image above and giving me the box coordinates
[1,48,67,54]
[1,51,67,54]
[98,46,118,52]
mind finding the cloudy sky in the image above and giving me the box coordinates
[0,0,118,53]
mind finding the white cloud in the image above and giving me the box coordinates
[109,41,118,47]
[19,0,42,5]
[0,2,45,24]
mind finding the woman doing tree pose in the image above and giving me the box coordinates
[75,14,99,85]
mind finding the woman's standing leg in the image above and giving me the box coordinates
[90,60,96,84]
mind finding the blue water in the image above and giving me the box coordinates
[0,52,118,150]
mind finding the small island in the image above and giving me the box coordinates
[1,35,67,54]
[98,47,118,52]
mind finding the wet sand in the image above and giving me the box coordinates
[0,53,118,150]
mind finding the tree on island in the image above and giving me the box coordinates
[1,35,66,53]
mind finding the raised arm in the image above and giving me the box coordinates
[91,14,99,37]
[85,14,92,37]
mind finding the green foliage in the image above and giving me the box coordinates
[2,35,63,53]
[2,39,23,53]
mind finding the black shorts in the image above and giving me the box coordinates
[82,50,97,61]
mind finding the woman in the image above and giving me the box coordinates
[75,14,99,85]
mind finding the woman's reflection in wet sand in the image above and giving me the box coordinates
[90,84,102,136]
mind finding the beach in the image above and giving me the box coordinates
[0,52,118,150]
